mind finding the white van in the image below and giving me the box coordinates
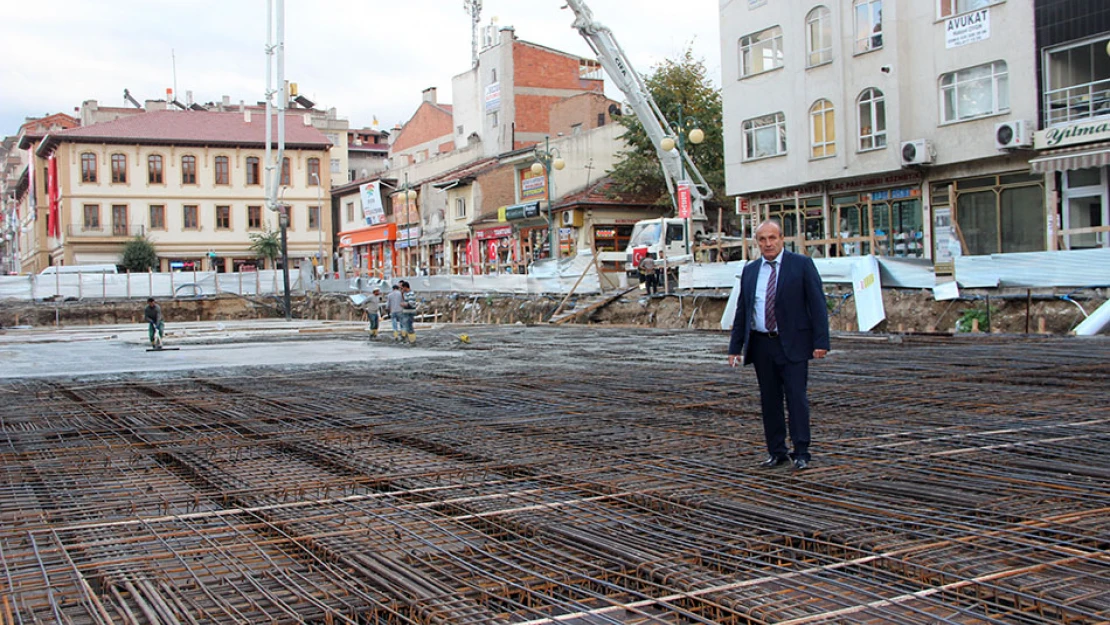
[39,264,119,275]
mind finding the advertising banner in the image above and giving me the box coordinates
[677,181,692,219]
[360,181,385,225]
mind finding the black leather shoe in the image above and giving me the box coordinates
[760,455,789,468]
[793,458,809,470]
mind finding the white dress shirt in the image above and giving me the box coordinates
[752,251,784,333]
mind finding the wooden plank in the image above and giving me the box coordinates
[549,287,637,325]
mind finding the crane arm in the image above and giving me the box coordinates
[563,0,711,219]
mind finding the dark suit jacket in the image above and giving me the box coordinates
[729,250,830,364]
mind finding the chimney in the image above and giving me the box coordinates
[422,87,437,104]
[186,90,194,106]
[222,95,231,108]
[303,113,312,126]
[145,100,167,112]
[239,100,245,113]
[244,109,251,123]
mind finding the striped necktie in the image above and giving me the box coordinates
[765,260,778,332]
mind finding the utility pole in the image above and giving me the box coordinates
[464,0,482,66]
[265,0,291,321]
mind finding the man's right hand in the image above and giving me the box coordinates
[728,355,742,368]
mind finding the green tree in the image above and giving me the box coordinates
[249,227,282,269]
[119,236,158,272]
[608,47,725,214]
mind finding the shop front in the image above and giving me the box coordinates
[474,224,515,274]
[499,201,550,265]
[338,222,396,280]
[1030,119,1110,251]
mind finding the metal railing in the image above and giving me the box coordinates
[66,224,146,238]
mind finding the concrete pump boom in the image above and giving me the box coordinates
[563,0,712,220]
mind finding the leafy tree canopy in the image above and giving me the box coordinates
[119,236,158,272]
[249,227,282,268]
[608,47,725,213]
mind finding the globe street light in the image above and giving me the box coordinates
[531,137,565,261]
[660,104,704,255]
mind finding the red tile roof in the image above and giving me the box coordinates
[41,110,331,151]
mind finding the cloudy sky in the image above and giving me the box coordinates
[0,0,720,135]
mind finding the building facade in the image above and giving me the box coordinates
[16,109,332,274]
[720,0,1042,264]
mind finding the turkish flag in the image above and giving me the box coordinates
[47,155,60,238]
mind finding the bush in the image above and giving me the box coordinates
[120,236,158,272]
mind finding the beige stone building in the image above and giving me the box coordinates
[17,109,332,273]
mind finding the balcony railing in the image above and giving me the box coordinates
[67,225,146,238]
[1045,77,1110,126]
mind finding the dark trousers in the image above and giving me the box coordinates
[750,333,811,461]
[640,270,657,294]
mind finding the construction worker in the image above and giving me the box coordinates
[363,287,384,339]
[400,280,418,344]
[386,283,405,342]
[144,297,165,349]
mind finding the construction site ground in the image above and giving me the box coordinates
[0,319,1108,624]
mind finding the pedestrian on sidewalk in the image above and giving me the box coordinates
[144,297,165,349]
[728,220,829,471]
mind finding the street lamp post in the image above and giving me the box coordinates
[531,137,565,261]
[660,104,705,256]
[398,173,418,276]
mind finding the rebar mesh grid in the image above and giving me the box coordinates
[1,329,1107,624]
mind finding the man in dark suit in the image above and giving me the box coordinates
[728,220,829,470]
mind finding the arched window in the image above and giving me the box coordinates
[809,100,836,158]
[80,153,97,183]
[181,155,197,184]
[110,153,127,183]
[857,88,887,151]
[214,156,229,185]
[806,6,832,67]
[148,155,163,184]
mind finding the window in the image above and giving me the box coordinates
[308,205,320,230]
[938,0,1001,18]
[149,204,166,230]
[148,155,163,184]
[739,26,784,77]
[346,202,355,223]
[597,113,606,127]
[214,156,229,185]
[284,205,294,230]
[281,157,290,186]
[216,205,231,230]
[83,204,100,230]
[246,157,261,185]
[941,61,1009,123]
[331,158,341,174]
[182,156,197,184]
[742,112,787,160]
[858,88,887,150]
[854,0,882,54]
[81,153,97,183]
[183,205,199,230]
[307,158,321,186]
[111,154,127,183]
[248,205,263,230]
[455,198,467,219]
[810,100,836,158]
[806,7,833,67]
[1043,37,1110,125]
[948,173,1045,255]
[112,205,128,236]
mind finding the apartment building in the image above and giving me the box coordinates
[1029,0,1110,251]
[16,109,332,273]
[720,0,1041,264]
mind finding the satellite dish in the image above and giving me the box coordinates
[608,103,622,118]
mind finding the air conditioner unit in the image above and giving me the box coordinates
[900,139,934,166]
[995,120,1033,149]
[560,209,583,227]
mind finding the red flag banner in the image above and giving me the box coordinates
[47,155,60,238]
[677,181,692,219]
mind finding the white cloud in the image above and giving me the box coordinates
[0,0,719,134]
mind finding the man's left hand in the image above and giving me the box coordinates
[813,349,828,359]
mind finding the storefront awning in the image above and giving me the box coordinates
[338,223,395,248]
[1029,143,1110,173]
